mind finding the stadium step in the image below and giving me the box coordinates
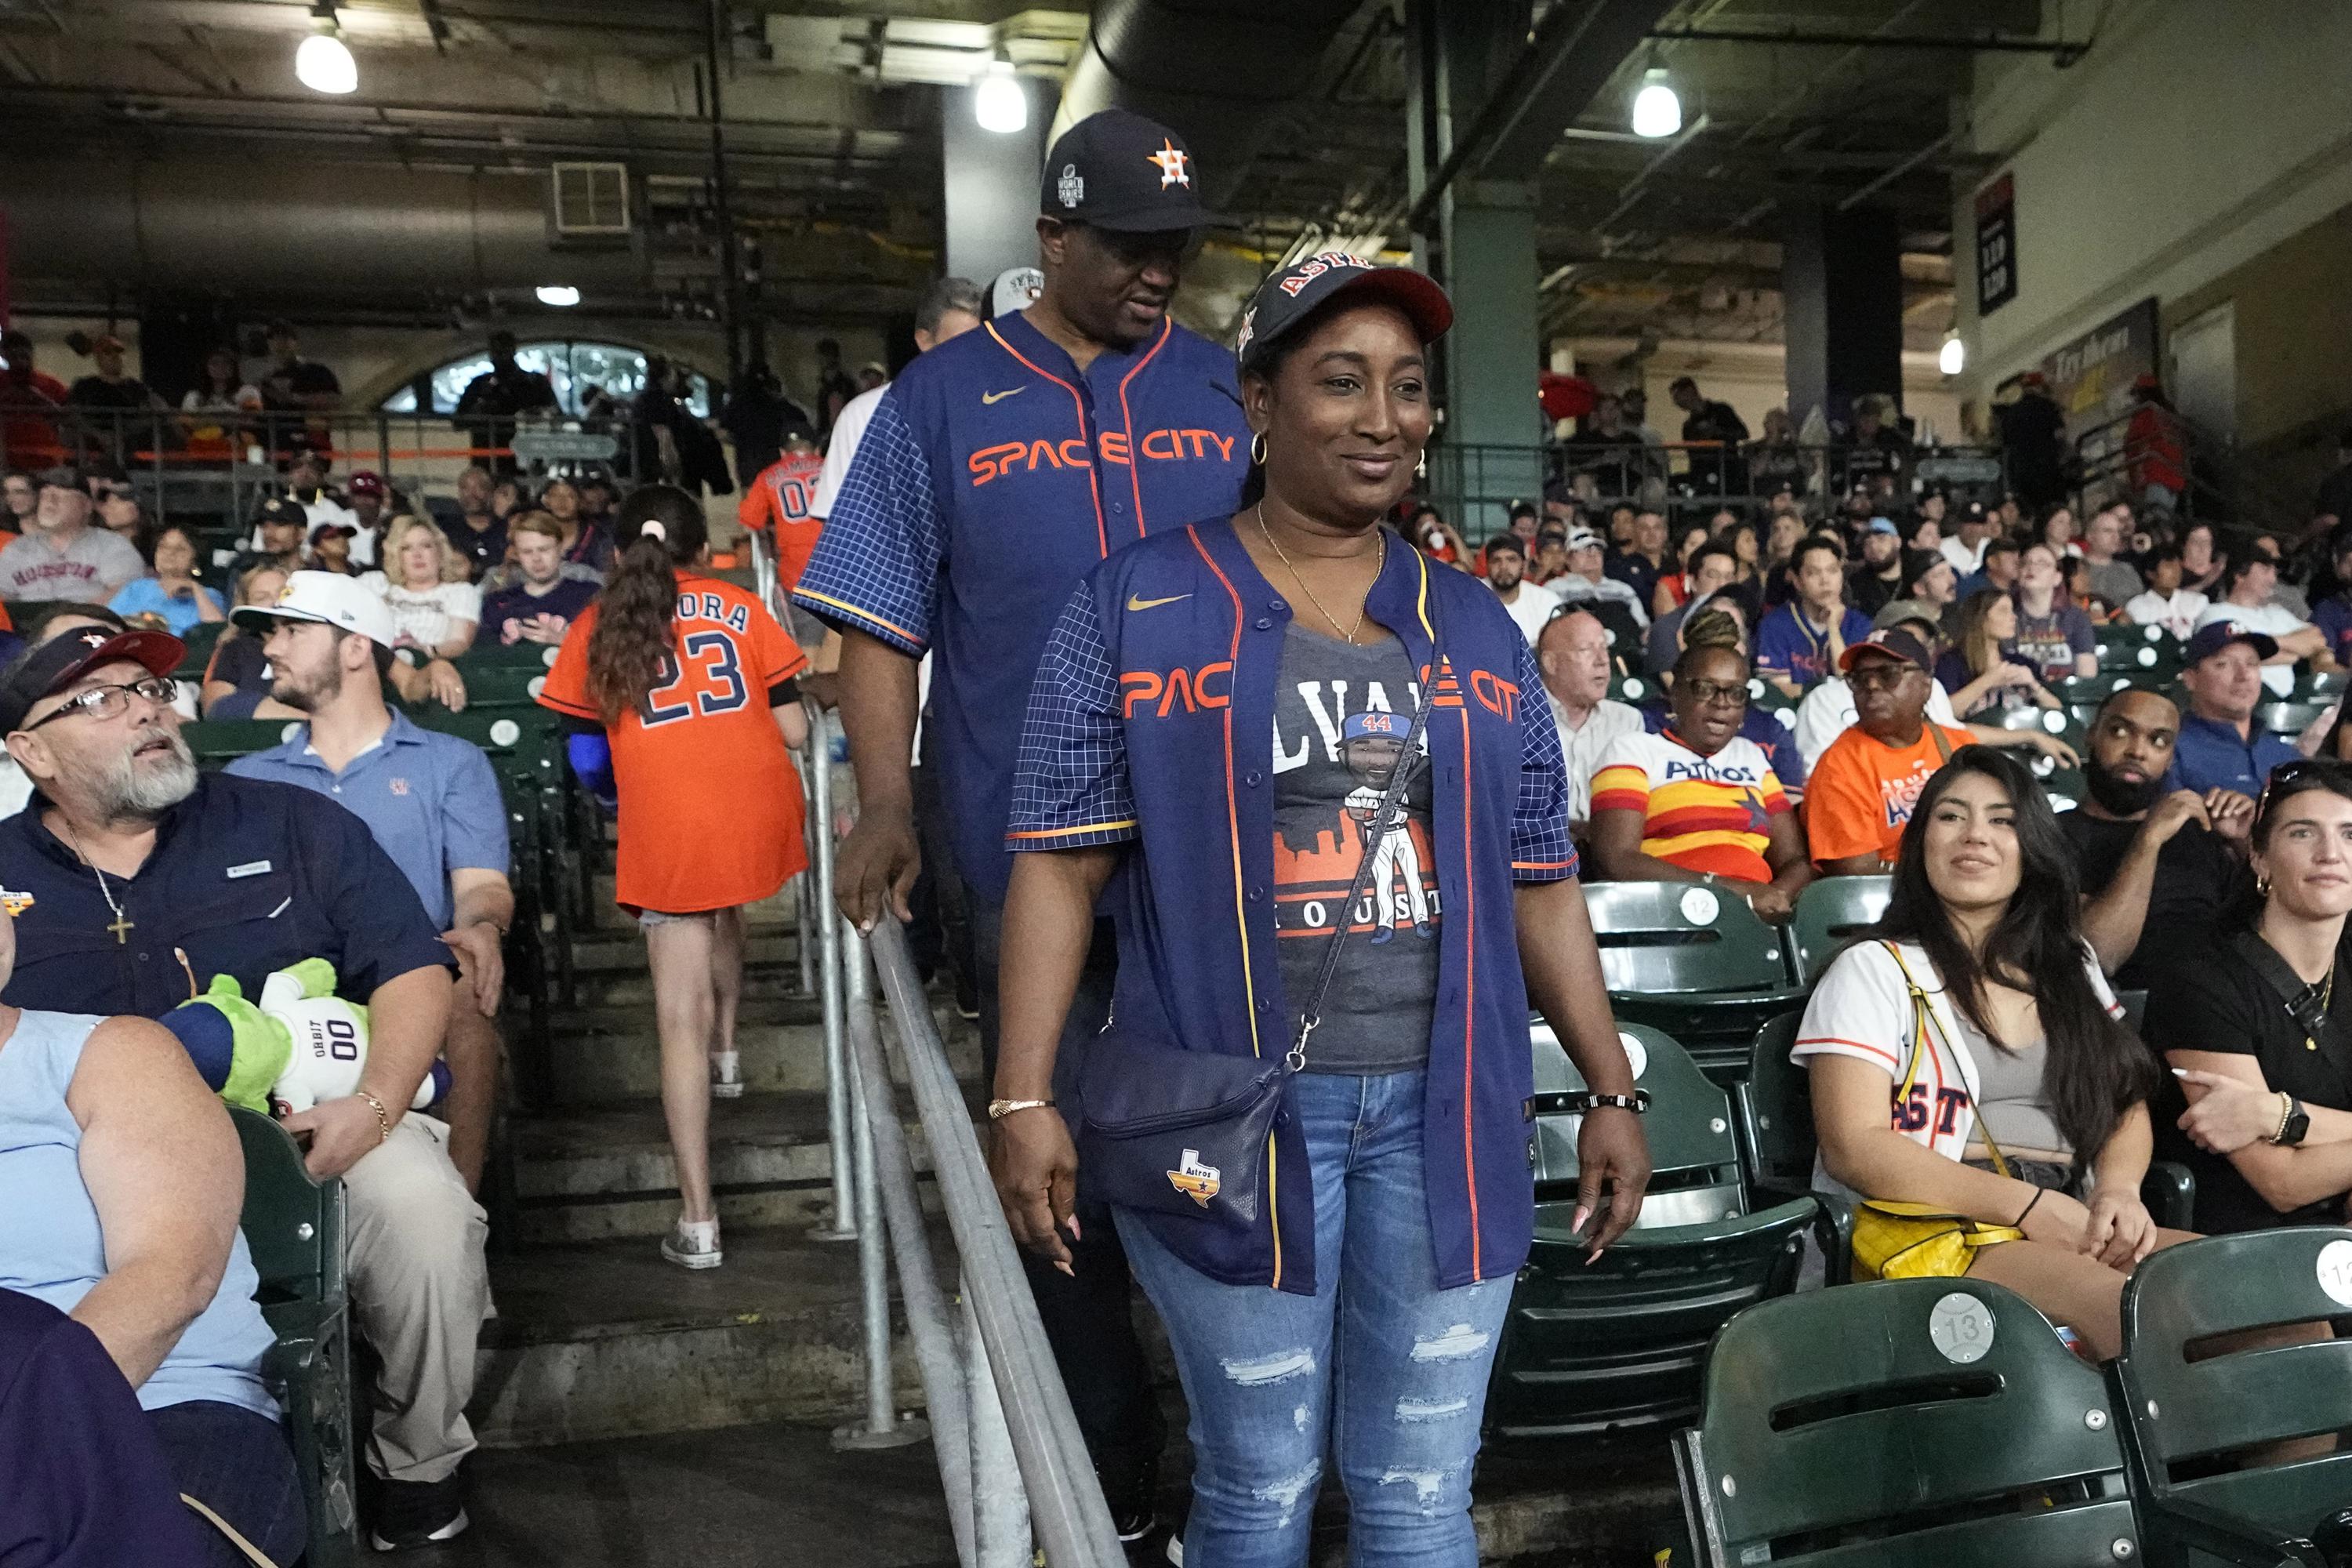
[471,1222,924,1449]
[538,994,978,1105]
[505,1090,935,1245]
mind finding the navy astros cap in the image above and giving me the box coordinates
[254,496,308,530]
[2183,619,2278,666]
[1234,252,1453,376]
[1040,108,1215,233]
[0,626,184,735]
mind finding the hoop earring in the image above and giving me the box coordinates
[1250,431,1267,467]
[2257,873,2273,898]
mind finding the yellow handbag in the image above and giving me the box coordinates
[1848,944,2027,1282]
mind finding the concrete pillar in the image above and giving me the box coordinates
[1410,0,1544,538]
[942,80,1050,293]
[1781,201,1904,432]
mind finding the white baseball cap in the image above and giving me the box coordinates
[230,569,397,648]
[990,266,1044,320]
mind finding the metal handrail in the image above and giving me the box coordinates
[743,516,1118,1566]
[866,918,1127,1568]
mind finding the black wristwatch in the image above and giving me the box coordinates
[2280,1097,2313,1148]
[1526,1089,1652,1117]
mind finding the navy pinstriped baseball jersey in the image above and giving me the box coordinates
[1008,518,1576,1294]
[793,309,1248,902]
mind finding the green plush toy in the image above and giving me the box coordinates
[162,957,372,1115]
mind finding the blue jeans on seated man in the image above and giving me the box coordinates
[1116,1069,1512,1568]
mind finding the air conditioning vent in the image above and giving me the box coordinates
[553,162,630,235]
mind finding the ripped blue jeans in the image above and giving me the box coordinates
[1115,1069,1511,1568]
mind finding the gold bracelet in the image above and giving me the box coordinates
[356,1091,393,1145]
[2274,1091,2295,1146]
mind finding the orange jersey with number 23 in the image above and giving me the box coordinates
[540,572,810,915]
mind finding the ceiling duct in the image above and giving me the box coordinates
[1054,0,1363,211]
[0,158,651,305]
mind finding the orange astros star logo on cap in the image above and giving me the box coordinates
[1147,140,1191,190]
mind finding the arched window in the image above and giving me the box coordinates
[379,341,712,418]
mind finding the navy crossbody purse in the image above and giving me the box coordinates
[1073,619,1441,1228]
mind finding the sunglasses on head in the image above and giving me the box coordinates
[2256,757,2352,822]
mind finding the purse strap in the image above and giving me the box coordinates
[1288,604,1445,1073]
[1879,941,2015,1181]
[2230,930,2352,1104]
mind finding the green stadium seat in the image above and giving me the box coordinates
[231,1106,359,1568]
[2300,667,2348,701]
[182,717,305,765]
[2114,1228,2352,1563]
[448,662,551,707]
[1486,1022,1816,1440]
[2257,700,2327,739]
[172,619,228,675]
[1610,671,1657,706]
[1580,880,1802,1080]
[2097,619,2169,650]
[2069,699,2109,732]
[1788,873,1889,987]
[445,640,562,671]
[1674,1279,2141,1568]
[1733,1013,1850,1285]
[1746,676,1797,715]
[2099,637,2172,674]
[2057,673,2139,706]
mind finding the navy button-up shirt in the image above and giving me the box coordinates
[0,773,455,1018]
[793,310,1248,902]
[2165,710,2299,798]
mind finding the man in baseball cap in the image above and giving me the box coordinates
[225,569,514,1197]
[2172,620,2299,796]
[1031,108,1216,351]
[232,496,310,581]
[0,622,183,736]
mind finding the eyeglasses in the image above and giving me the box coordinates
[21,675,178,731]
[1679,678,1748,708]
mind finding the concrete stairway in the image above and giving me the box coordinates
[471,877,953,1450]
[468,860,1683,1563]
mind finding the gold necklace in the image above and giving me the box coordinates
[1254,503,1385,644]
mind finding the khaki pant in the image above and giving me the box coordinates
[343,1115,490,1484]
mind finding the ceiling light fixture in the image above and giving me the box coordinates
[1631,63,1682,139]
[1939,334,1965,376]
[295,6,358,96]
[974,60,1027,135]
[535,285,582,307]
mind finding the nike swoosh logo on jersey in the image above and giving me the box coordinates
[1127,593,1190,612]
[981,387,1027,405]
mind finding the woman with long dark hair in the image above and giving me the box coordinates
[537,485,810,1270]
[1934,587,2057,719]
[1796,746,2178,1358]
[993,257,1648,1566]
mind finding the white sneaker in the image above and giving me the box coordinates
[661,1218,723,1270]
[710,1050,746,1099]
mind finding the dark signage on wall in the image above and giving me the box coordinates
[1975,173,2017,316]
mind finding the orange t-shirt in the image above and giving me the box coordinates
[539,572,810,914]
[737,452,826,596]
[1803,720,1975,866]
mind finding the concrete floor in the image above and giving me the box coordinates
[434,1420,956,1567]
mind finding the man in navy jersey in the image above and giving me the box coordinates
[795,106,1246,1538]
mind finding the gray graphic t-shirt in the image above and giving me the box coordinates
[1271,623,1439,1075]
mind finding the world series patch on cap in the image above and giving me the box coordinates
[1039,107,1215,232]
